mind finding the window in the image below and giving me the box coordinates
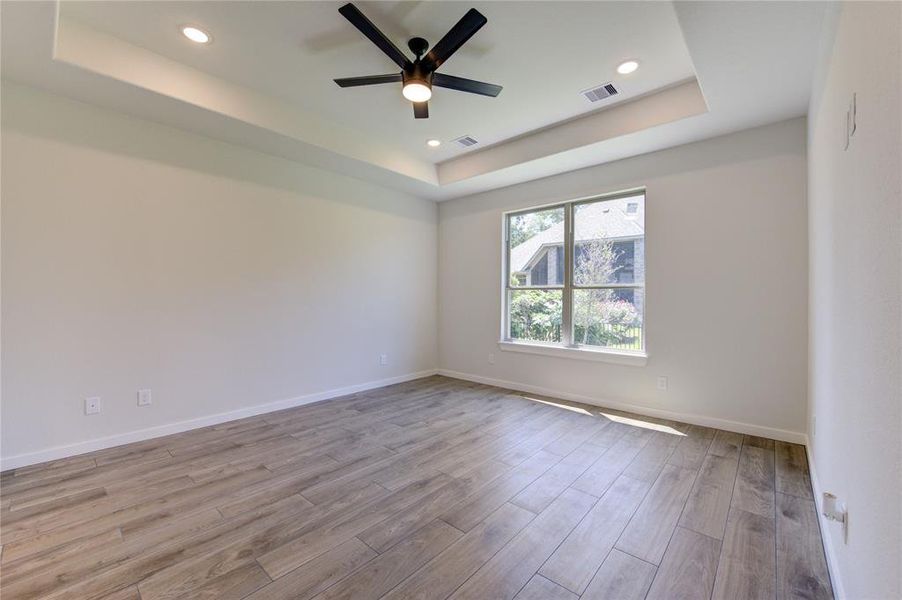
[504,191,645,355]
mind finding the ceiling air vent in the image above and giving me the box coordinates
[581,82,619,103]
[453,135,479,148]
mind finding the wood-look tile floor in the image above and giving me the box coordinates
[0,376,834,600]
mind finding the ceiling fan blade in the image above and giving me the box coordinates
[413,101,429,119]
[433,73,502,97]
[334,74,403,87]
[424,8,487,70]
[338,3,410,69]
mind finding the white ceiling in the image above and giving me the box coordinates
[59,1,697,164]
[0,1,832,201]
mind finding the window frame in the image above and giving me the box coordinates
[501,188,647,362]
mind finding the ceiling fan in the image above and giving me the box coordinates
[333,3,502,119]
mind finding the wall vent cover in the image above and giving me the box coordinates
[581,82,619,103]
[453,135,479,148]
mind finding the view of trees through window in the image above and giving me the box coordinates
[505,194,645,351]
[508,208,564,247]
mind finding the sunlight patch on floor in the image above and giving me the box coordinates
[521,396,595,416]
[600,412,686,436]
[519,395,686,436]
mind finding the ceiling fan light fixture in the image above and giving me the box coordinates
[402,81,432,103]
[616,60,639,75]
[181,26,211,44]
[334,3,501,118]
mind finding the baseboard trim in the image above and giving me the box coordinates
[804,439,846,599]
[437,369,807,444]
[0,369,438,471]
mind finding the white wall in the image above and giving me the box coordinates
[807,3,902,598]
[439,119,809,440]
[0,83,438,466]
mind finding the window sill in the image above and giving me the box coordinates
[498,340,648,366]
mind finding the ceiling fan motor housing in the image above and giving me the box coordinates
[403,62,434,90]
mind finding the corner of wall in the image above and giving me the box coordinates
[804,438,847,599]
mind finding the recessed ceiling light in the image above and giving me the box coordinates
[181,26,211,44]
[426,139,441,148]
[616,60,639,75]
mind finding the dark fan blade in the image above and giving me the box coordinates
[424,8,487,70]
[433,73,502,97]
[413,101,429,119]
[338,3,410,69]
[334,73,402,87]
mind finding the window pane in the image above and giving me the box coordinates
[573,195,644,285]
[508,207,564,287]
[509,289,562,342]
[572,288,644,351]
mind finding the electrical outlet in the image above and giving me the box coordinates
[822,492,849,543]
[137,389,152,407]
[85,397,102,415]
[488,353,495,365]
[656,376,668,391]
[379,353,388,366]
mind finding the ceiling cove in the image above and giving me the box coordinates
[0,1,829,200]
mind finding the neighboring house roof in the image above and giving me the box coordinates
[510,195,644,272]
